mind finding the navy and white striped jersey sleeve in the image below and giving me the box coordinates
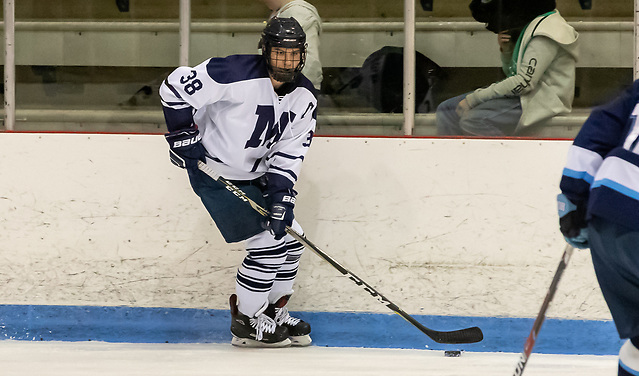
[159,58,222,132]
[265,95,317,191]
[560,81,639,204]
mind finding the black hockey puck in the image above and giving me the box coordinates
[444,350,462,357]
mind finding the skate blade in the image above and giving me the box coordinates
[231,336,292,348]
[290,335,312,347]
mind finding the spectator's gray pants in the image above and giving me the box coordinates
[436,92,522,136]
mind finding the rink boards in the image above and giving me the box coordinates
[0,133,622,354]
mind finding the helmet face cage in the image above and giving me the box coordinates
[260,17,307,83]
[263,43,307,83]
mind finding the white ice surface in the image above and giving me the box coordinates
[0,341,617,376]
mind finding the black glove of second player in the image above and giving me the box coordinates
[164,127,207,170]
[264,191,296,240]
[557,193,589,249]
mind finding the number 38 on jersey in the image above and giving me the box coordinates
[180,70,203,95]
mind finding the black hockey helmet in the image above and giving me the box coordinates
[469,0,556,33]
[259,17,307,83]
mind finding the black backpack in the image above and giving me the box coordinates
[356,46,443,113]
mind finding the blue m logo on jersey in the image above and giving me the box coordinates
[245,105,296,149]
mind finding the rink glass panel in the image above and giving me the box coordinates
[0,0,633,137]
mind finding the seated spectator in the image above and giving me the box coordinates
[436,0,578,136]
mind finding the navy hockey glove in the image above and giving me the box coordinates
[164,127,206,170]
[557,193,589,249]
[264,191,295,240]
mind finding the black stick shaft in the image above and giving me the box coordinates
[512,244,574,376]
[197,161,483,344]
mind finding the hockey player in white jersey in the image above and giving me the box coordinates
[159,17,316,348]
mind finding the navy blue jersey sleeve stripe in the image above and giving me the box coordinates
[266,172,295,191]
[270,166,298,181]
[559,175,591,205]
[162,107,193,132]
[163,78,183,100]
[273,152,304,161]
[163,100,188,106]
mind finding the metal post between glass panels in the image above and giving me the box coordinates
[635,0,639,79]
[179,0,191,67]
[4,0,15,131]
[403,0,416,136]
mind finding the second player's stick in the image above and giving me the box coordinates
[512,243,575,375]
[197,161,484,344]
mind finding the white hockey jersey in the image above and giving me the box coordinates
[160,54,317,188]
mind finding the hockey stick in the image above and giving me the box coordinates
[512,243,575,375]
[197,161,483,344]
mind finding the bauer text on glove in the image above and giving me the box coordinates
[164,127,207,170]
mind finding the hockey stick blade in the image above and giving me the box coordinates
[511,244,574,376]
[197,161,484,344]
[284,228,483,344]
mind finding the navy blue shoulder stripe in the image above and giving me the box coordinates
[296,74,318,99]
[572,81,639,155]
[206,55,270,84]
[205,54,318,99]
